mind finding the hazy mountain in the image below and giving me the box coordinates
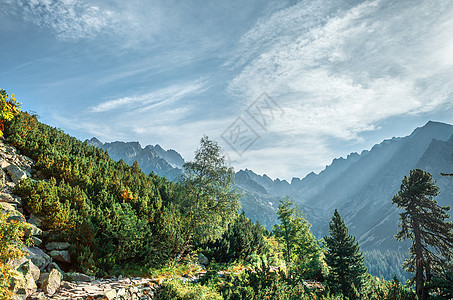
[86,137,184,181]
[235,121,453,252]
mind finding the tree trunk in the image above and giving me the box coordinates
[413,218,426,300]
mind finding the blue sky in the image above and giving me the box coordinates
[1,0,453,180]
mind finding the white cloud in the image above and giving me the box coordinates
[89,80,207,113]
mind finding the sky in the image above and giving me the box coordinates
[1,0,453,181]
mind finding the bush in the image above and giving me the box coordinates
[0,213,30,299]
[160,279,222,300]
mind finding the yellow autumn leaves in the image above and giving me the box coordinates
[0,89,22,137]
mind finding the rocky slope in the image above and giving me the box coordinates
[1,139,159,299]
[86,138,184,181]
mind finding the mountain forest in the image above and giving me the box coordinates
[1,89,452,299]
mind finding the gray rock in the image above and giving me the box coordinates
[65,272,93,282]
[32,236,43,247]
[47,262,65,278]
[26,247,52,270]
[28,292,48,300]
[6,164,27,184]
[40,269,62,295]
[49,250,71,264]
[5,209,26,223]
[25,223,43,237]
[45,241,70,251]
[198,253,209,266]
[28,214,42,227]
[0,192,21,205]
[60,280,76,289]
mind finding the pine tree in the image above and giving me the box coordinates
[392,169,453,300]
[324,209,367,299]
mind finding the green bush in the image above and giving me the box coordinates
[160,279,222,300]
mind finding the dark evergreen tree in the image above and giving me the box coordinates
[200,212,267,263]
[324,209,367,299]
[392,169,453,300]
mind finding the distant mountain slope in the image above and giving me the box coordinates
[235,121,453,252]
[86,137,184,181]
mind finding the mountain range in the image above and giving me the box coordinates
[87,121,453,253]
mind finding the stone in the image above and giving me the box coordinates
[66,272,93,282]
[32,236,43,247]
[0,168,5,188]
[47,262,65,278]
[49,250,71,264]
[198,253,209,266]
[60,281,76,289]
[28,214,42,227]
[0,201,16,211]
[104,289,117,300]
[10,270,37,297]
[26,247,52,270]
[25,223,43,237]
[6,209,26,223]
[17,259,41,281]
[6,164,28,184]
[0,192,21,205]
[41,269,62,295]
[28,292,48,300]
[45,241,70,251]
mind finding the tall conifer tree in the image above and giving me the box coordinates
[324,209,367,299]
[392,169,453,300]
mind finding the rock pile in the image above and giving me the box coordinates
[0,140,159,299]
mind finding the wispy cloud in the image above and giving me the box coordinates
[89,79,207,113]
[228,0,453,141]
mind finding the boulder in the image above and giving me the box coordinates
[49,250,71,264]
[17,259,40,281]
[28,292,48,300]
[6,164,27,184]
[45,241,70,251]
[104,289,117,300]
[40,269,62,295]
[26,247,52,270]
[10,270,37,297]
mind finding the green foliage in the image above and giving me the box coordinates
[200,212,267,264]
[0,89,21,138]
[173,136,241,260]
[324,209,367,299]
[0,213,31,299]
[200,260,315,300]
[274,198,326,280]
[160,279,223,300]
[393,169,453,299]
[5,111,172,275]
